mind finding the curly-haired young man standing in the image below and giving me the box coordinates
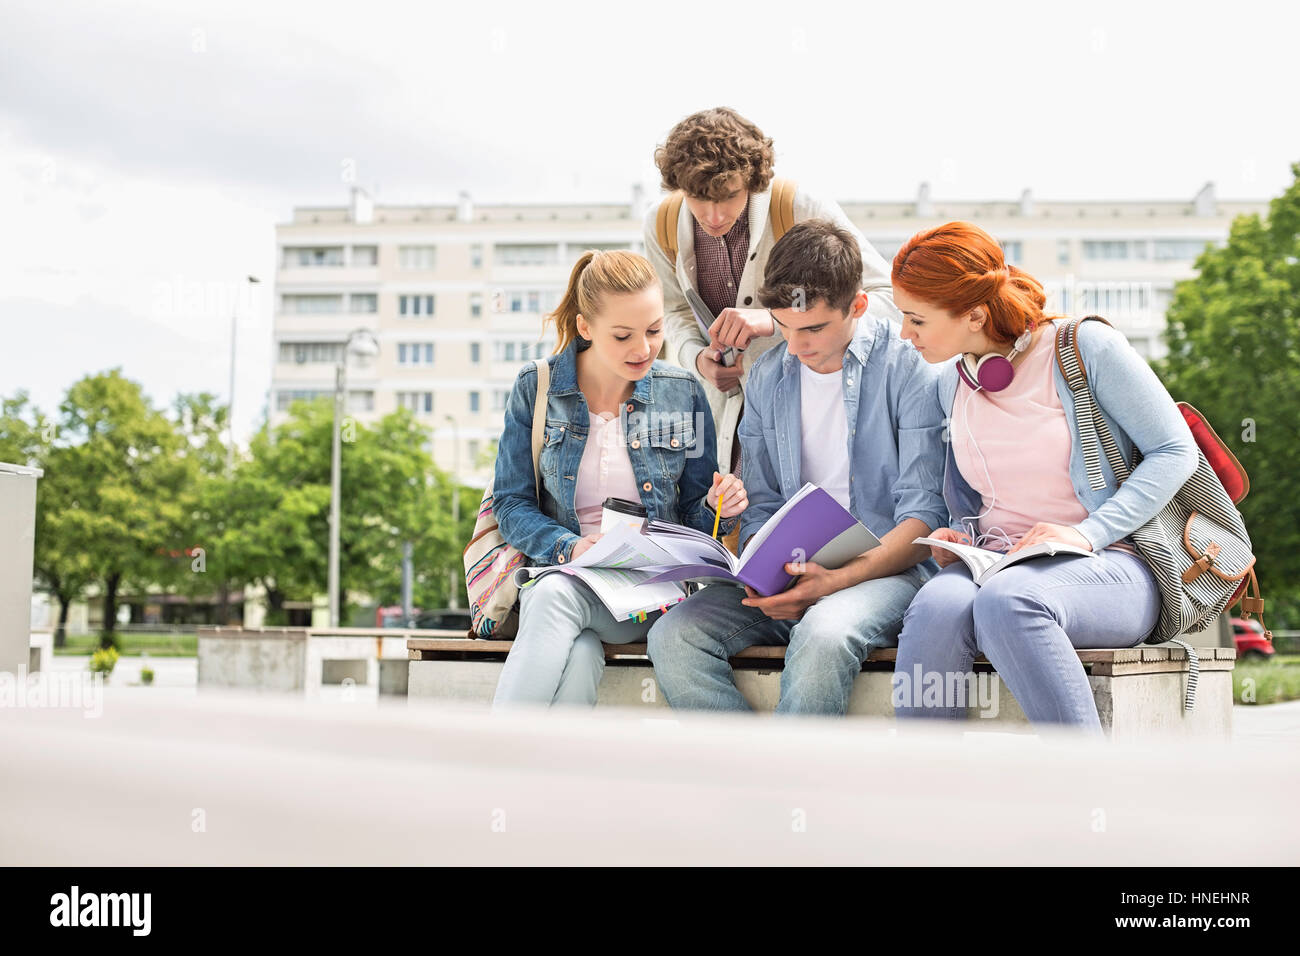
[644,107,900,485]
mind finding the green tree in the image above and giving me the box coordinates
[1156,162,1300,625]
[52,371,192,646]
[211,398,471,624]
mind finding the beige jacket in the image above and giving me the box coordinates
[642,184,899,472]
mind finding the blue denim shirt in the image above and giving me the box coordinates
[493,339,736,566]
[936,318,1199,550]
[737,314,948,546]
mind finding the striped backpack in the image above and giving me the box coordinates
[463,359,548,637]
[1056,316,1268,710]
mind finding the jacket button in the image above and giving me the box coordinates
[557,554,565,564]
[743,296,752,306]
[631,439,640,448]
[642,482,652,492]
[625,403,634,413]
[560,426,565,433]
[670,438,679,447]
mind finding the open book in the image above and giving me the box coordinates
[913,536,1097,586]
[513,523,694,621]
[640,483,882,595]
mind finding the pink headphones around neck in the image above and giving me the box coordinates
[957,327,1034,392]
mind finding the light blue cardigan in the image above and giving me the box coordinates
[936,318,1199,551]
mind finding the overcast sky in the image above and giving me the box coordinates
[2,0,1296,444]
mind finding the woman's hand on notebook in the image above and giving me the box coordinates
[740,561,837,620]
[1005,522,1093,556]
[569,533,604,562]
[927,528,972,568]
[706,471,749,518]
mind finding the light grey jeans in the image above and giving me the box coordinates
[492,572,661,707]
[893,550,1160,732]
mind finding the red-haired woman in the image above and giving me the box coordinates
[889,221,1197,731]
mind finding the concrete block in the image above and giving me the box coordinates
[28,630,53,676]
[197,635,307,692]
[379,659,408,696]
[322,660,368,685]
[409,653,1231,739]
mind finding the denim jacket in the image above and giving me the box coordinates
[936,318,1199,551]
[737,314,948,546]
[493,339,736,566]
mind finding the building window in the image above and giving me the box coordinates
[397,391,434,414]
[493,390,509,411]
[469,391,480,413]
[1057,239,1071,266]
[347,390,374,413]
[399,294,436,317]
[495,243,558,267]
[282,246,343,268]
[1154,239,1212,261]
[470,244,483,269]
[349,293,377,313]
[398,245,437,270]
[275,388,331,410]
[470,292,483,318]
[350,245,378,267]
[999,240,1023,265]
[470,342,481,364]
[1073,282,1152,317]
[279,342,345,364]
[397,343,435,366]
[468,440,480,463]
[282,294,343,313]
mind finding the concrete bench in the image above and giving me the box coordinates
[407,638,1236,740]
[198,626,467,695]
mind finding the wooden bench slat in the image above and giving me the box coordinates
[408,637,1230,668]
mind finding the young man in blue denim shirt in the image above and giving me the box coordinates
[647,221,948,715]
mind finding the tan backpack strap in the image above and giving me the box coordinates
[769,177,797,241]
[655,192,685,261]
[530,358,549,497]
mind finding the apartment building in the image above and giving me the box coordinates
[271,183,1265,485]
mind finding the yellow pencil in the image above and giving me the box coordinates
[712,486,726,539]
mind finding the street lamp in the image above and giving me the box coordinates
[444,414,460,610]
[227,275,260,476]
[327,328,379,628]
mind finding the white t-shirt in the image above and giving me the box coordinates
[798,363,852,512]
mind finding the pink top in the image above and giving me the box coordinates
[574,411,642,536]
[950,330,1089,548]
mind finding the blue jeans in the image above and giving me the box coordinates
[492,572,660,707]
[893,550,1160,732]
[647,567,928,715]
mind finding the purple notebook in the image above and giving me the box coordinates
[641,484,880,596]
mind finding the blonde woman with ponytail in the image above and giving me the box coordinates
[890,221,1198,732]
[491,250,748,707]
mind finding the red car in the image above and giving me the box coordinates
[1232,617,1274,661]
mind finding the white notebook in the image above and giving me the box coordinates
[913,536,1097,586]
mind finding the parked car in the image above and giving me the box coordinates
[1232,617,1274,661]
[410,608,472,632]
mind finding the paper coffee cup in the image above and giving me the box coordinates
[600,497,647,534]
